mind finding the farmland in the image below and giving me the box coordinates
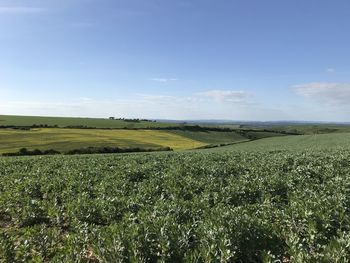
[170,130,248,145]
[3,0,350,261]
[0,115,176,129]
[208,132,350,152]
[0,115,287,155]
[0,128,207,153]
[2,116,350,262]
[2,146,350,262]
[250,124,350,135]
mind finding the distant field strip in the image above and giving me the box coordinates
[208,132,350,152]
[170,130,248,144]
[0,128,207,153]
[0,115,176,129]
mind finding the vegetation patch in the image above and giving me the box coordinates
[0,115,177,129]
[2,146,172,156]
[0,128,206,153]
[208,132,350,152]
[2,149,350,261]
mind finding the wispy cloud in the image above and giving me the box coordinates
[135,93,177,101]
[0,96,198,119]
[197,90,252,103]
[293,82,350,106]
[0,89,257,120]
[326,68,336,73]
[0,6,46,14]
[137,90,253,105]
[150,78,178,83]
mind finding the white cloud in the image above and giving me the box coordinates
[326,68,336,73]
[5,88,350,121]
[293,82,350,106]
[0,95,196,119]
[150,78,178,83]
[0,6,46,14]
[0,90,256,120]
[197,90,252,103]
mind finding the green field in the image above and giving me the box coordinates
[1,117,285,154]
[2,117,350,261]
[247,124,350,135]
[170,130,248,145]
[0,115,176,129]
[0,128,208,153]
[208,132,350,152]
[0,128,286,154]
[2,145,350,261]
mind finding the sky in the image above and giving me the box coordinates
[0,0,350,121]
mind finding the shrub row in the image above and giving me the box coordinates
[2,146,173,157]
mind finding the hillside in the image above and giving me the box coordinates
[2,147,350,261]
[207,132,350,152]
[0,128,207,153]
[0,115,291,155]
[169,130,248,144]
[2,124,350,261]
[0,115,177,129]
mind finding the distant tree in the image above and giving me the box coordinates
[127,123,135,129]
[19,148,28,155]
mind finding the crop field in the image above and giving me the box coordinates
[210,132,350,152]
[2,124,350,262]
[248,124,350,135]
[0,115,176,129]
[0,128,207,153]
[169,130,249,145]
[1,147,350,262]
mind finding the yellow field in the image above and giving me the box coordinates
[0,128,207,153]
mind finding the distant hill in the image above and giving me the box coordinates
[0,115,177,129]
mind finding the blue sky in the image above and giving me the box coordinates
[1,0,350,121]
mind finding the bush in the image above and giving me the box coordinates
[2,148,61,157]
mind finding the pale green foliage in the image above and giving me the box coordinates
[1,149,350,262]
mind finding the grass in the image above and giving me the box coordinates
[169,130,248,144]
[1,124,276,154]
[0,128,207,153]
[2,114,350,155]
[0,115,177,129]
[247,124,350,135]
[207,132,350,152]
